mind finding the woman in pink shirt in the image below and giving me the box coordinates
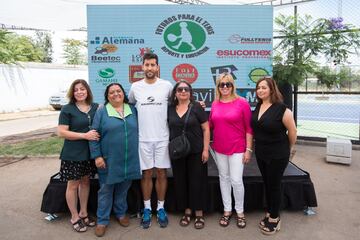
[209,73,253,229]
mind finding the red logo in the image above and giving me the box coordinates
[172,64,198,84]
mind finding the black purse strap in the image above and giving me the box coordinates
[182,104,193,134]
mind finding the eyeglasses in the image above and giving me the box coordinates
[219,82,233,88]
[176,87,190,93]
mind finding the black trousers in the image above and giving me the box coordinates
[256,156,289,219]
[171,152,208,211]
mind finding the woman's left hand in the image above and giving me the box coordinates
[242,151,251,164]
[202,150,209,164]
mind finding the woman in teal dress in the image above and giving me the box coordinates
[58,79,99,232]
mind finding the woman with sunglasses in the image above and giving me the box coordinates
[209,73,253,229]
[251,77,296,235]
[167,80,210,229]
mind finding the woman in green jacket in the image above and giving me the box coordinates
[90,83,141,237]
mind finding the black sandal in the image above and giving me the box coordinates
[81,215,96,227]
[261,218,281,235]
[72,219,87,232]
[259,214,270,229]
[219,214,231,227]
[236,215,246,228]
[194,216,205,229]
[179,213,191,227]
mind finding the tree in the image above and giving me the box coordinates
[62,38,87,65]
[34,31,53,63]
[273,14,360,86]
[0,30,44,64]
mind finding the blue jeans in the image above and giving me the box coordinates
[96,180,132,225]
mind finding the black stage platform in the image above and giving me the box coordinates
[41,153,317,214]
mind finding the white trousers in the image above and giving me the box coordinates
[214,151,244,213]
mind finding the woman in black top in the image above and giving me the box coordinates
[251,77,297,235]
[168,80,210,229]
[57,79,99,232]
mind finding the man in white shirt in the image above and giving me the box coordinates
[128,53,172,229]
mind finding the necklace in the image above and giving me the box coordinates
[75,103,91,113]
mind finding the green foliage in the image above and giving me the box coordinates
[62,38,87,65]
[0,30,48,64]
[0,137,63,156]
[315,66,359,89]
[274,14,360,86]
[33,31,53,63]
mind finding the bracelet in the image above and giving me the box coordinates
[246,147,253,153]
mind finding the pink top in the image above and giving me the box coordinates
[209,97,253,155]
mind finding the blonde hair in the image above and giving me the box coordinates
[215,73,239,101]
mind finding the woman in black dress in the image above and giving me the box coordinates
[168,80,210,229]
[251,77,297,235]
[57,79,99,232]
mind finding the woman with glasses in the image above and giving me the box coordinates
[251,77,296,235]
[89,83,141,237]
[167,80,210,229]
[209,73,253,229]
[57,79,99,232]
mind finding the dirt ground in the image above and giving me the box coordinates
[0,128,359,239]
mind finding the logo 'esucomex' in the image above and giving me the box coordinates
[90,36,144,45]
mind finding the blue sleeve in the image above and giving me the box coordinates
[89,108,103,159]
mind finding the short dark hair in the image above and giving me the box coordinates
[170,80,194,106]
[142,52,158,65]
[67,79,93,105]
[104,83,129,105]
[255,77,283,104]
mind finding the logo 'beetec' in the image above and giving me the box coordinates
[172,64,198,84]
[155,14,214,58]
[98,68,115,78]
[248,68,270,83]
[132,47,154,63]
[210,65,238,84]
[90,36,144,45]
[228,34,272,44]
[95,68,119,86]
[216,49,272,59]
[94,44,118,55]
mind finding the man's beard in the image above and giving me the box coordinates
[145,71,156,79]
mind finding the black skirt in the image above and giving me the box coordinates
[59,160,97,182]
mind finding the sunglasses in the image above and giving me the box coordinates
[219,82,233,88]
[176,87,190,93]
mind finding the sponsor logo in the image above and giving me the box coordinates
[132,47,154,63]
[98,68,115,78]
[140,96,162,106]
[94,44,118,55]
[210,65,238,84]
[193,88,214,111]
[172,64,198,84]
[216,49,272,59]
[129,65,161,83]
[236,89,257,108]
[248,68,270,83]
[155,14,214,58]
[216,49,272,58]
[95,68,119,86]
[90,36,144,45]
[228,34,272,44]
[90,55,121,63]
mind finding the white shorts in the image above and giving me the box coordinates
[139,141,171,170]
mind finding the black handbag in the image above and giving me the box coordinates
[169,104,193,160]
